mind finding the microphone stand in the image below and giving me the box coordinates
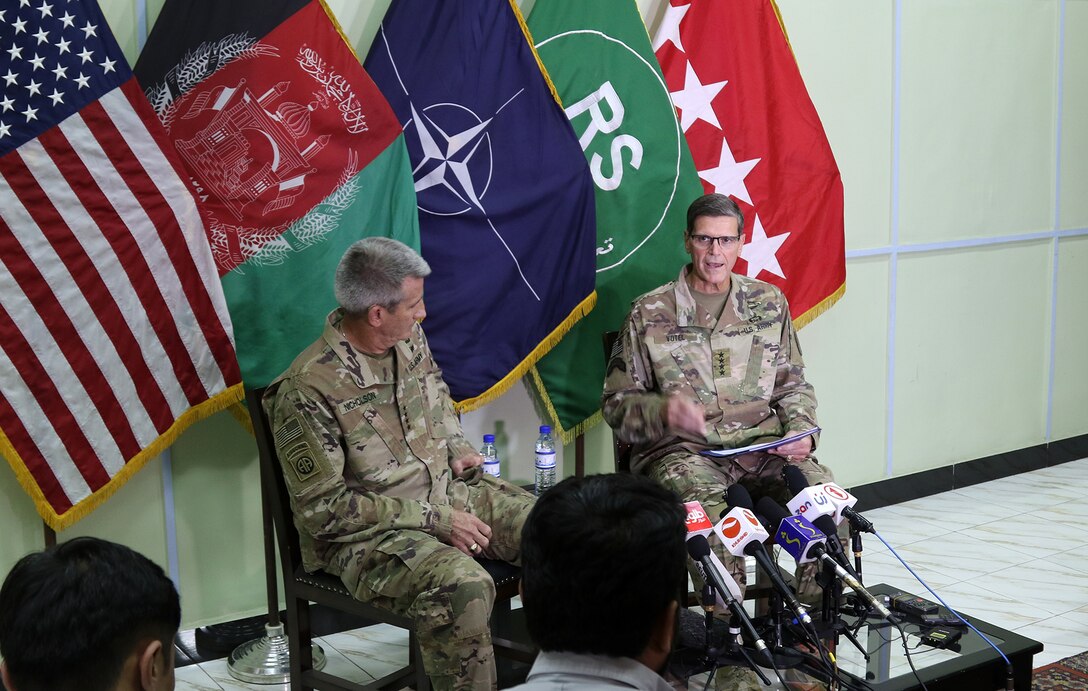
[820,559,867,664]
[695,585,772,691]
[850,525,864,581]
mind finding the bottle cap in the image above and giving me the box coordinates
[483,434,495,443]
[539,425,551,434]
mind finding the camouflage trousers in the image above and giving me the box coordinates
[646,451,840,606]
[334,475,535,691]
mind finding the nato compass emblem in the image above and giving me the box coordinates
[399,92,540,300]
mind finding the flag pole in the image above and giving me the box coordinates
[225,419,326,683]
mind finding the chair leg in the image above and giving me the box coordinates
[409,630,430,691]
[285,596,308,691]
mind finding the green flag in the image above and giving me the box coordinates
[134,0,419,387]
[526,0,703,442]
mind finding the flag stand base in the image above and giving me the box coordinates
[227,622,326,684]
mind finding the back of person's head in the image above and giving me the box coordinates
[520,473,686,658]
[686,192,745,234]
[0,536,181,691]
[334,237,431,316]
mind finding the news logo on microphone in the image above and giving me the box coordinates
[775,514,826,564]
[684,501,714,540]
[817,482,858,524]
[714,507,770,556]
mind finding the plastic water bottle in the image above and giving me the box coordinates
[481,434,500,478]
[534,425,556,495]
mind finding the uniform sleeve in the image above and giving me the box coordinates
[600,309,669,444]
[769,308,819,446]
[265,381,455,544]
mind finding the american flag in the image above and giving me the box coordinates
[0,0,243,529]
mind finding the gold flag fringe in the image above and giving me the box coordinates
[454,290,597,414]
[0,383,245,532]
[769,0,797,60]
[227,399,255,434]
[793,281,845,330]
[508,0,563,107]
[317,0,364,63]
[528,362,608,446]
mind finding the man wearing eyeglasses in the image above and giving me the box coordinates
[601,193,838,611]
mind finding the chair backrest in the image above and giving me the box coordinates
[245,386,307,578]
[601,331,633,473]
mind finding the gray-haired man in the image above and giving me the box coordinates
[265,237,535,690]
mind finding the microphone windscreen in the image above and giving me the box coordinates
[725,483,755,511]
[686,534,712,560]
[755,496,792,528]
[811,513,840,539]
[783,464,809,494]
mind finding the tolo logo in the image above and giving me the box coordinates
[684,501,713,534]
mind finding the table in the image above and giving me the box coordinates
[672,582,1043,690]
[833,583,1043,691]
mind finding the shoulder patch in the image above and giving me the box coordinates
[274,417,319,483]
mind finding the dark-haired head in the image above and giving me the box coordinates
[0,536,181,691]
[520,473,686,660]
[685,193,745,235]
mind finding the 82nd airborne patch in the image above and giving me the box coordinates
[274,417,319,483]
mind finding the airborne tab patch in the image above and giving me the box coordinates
[275,417,319,483]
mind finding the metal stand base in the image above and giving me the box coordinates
[227,623,326,684]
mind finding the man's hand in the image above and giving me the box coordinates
[663,395,706,439]
[446,510,492,557]
[773,434,813,461]
[450,453,483,478]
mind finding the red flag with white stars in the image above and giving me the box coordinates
[653,0,845,325]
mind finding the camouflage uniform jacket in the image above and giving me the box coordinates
[601,267,818,474]
[264,309,478,574]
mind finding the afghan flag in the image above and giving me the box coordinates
[133,0,419,387]
[0,0,241,528]
[654,0,845,325]
[364,0,597,410]
[526,0,704,442]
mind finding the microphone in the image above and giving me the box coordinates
[817,482,875,534]
[685,501,744,604]
[756,497,896,623]
[684,500,715,541]
[720,485,812,626]
[783,466,856,574]
[686,535,770,661]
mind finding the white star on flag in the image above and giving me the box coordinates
[669,61,726,131]
[741,214,790,279]
[698,139,760,204]
[651,2,689,53]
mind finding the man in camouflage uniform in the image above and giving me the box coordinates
[264,237,535,691]
[601,193,838,600]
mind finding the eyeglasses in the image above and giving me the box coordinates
[688,234,742,249]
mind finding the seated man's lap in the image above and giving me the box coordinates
[646,451,834,514]
[451,474,535,564]
[344,530,497,638]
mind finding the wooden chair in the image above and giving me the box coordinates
[601,330,633,473]
[246,387,530,691]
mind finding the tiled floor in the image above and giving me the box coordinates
[175,458,1088,690]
